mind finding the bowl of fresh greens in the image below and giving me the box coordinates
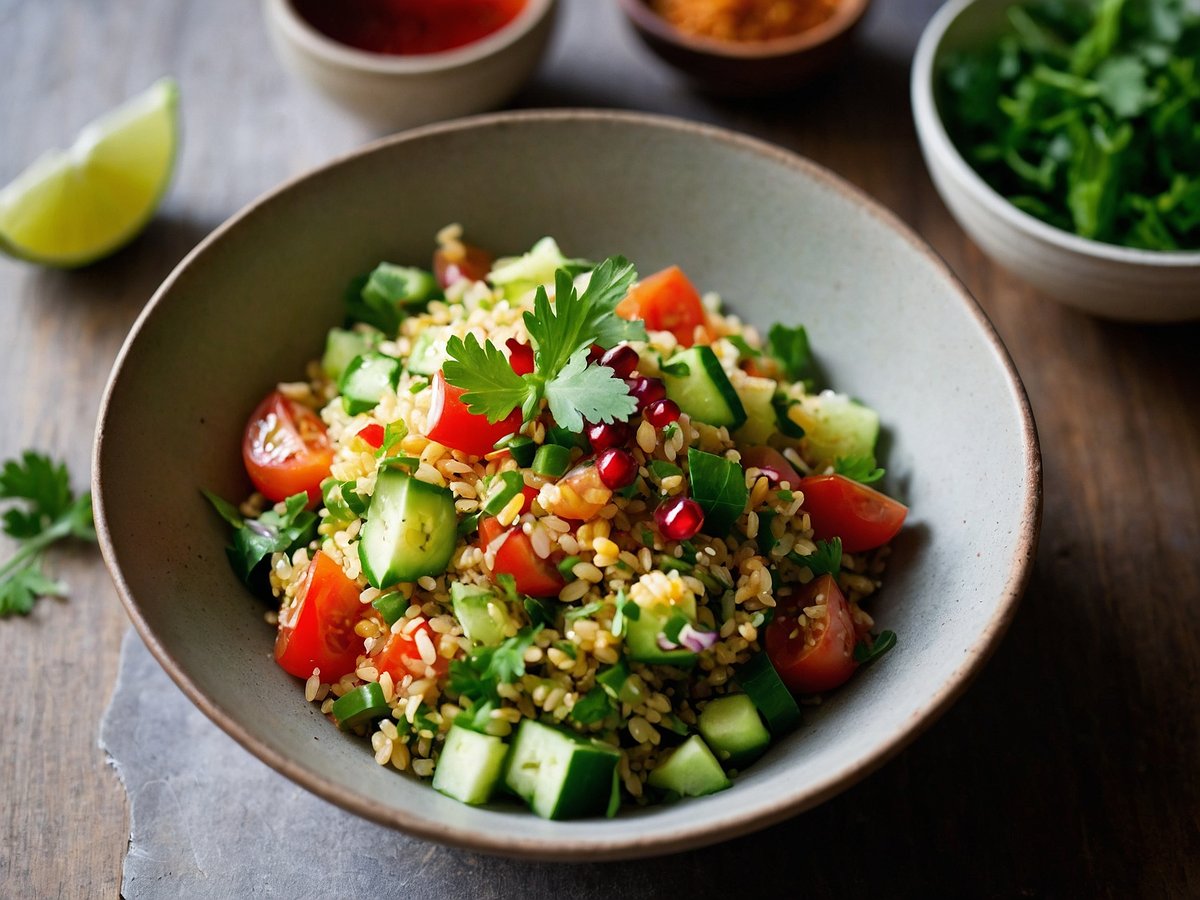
[912,0,1200,321]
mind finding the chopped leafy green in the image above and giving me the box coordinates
[345,263,440,335]
[687,448,750,535]
[724,334,762,360]
[611,590,636,637]
[449,626,542,704]
[835,455,885,485]
[766,323,820,390]
[0,452,95,617]
[648,460,684,481]
[938,0,1200,249]
[853,629,897,665]
[570,686,615,725]
[442,257,644,432]
[789,537,843,578]
[564,600,605,623]
[206,490,317,584]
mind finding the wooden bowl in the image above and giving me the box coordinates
[616,0,871,95]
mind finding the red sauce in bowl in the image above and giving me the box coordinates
[291,0,528,55]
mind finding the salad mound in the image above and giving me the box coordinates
[208,226,908,818]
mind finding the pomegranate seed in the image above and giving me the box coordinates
[506,338,535,376]
[596,448,638,489]
[655,497,705,541]
[627,376,666,411]
[600,344,639,379]
[587,344,605,364]
[585,420,632,452]
[644,398,680,428]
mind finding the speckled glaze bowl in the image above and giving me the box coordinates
[94,111,1040,860]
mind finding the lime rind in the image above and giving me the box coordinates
[0,77,179,268]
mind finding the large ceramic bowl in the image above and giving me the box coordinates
[93,111,1041,860]
[912,0,1200,322]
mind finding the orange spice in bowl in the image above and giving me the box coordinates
[649,0,839,43]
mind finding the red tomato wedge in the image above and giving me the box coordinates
[356,423,385,449]
[765,575,858,694]
[478,516,564,598]
[274,551,364,680]
[243,390,334,504]
[426,370,523,457]
[433,243,493,288]
[799,474,907,553]
[616,265,710,347]
[374,620,450,680]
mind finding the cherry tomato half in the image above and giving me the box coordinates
[433,243,493,288]
[616,265,711,347]
[374,619,450,680]
[765,575,858,694]
[426,370,524,457]
[799,474,907,553]
[242,390,334,504]
[274,551,364,680]
[478,516,564,598]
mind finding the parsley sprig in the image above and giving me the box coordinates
[442,257,646,432]
[0,452,95,617]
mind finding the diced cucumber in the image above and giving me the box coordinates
[503,719,621,820]
[662,346,747,430]
[371,591,407,627]
[322,327,380,382]
[480,471,525,516]
[339,351,402,415]
[432,725,508,805]
[647,734,731,797]
[626,598,698,668]
[698,694,771,767]
[736,653,801,734]
[451,582,510,647]
[332,683,389,730]
[358,469,456,589]
[794,390,879,467]
[488,236,571,302]
[406,326,448,376]
[734,375,780,445]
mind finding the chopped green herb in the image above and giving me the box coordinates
[442,257,645,431]
[565,601,605,623]
[449,626,542,704]
[375,421,407,458]
[553,640,579,660]
[835,454,886,485]
[611,590,635,637]
[766,323,820,390]
[557,555,582,580]
[725,334,762,360]
[648,460,683,481]
[657,555,694,574]
[456,512,482,538]
[570,686,615,725]
[523,595,556,629]
[854,630,897,665]
[776,490,794,502]
[687,448,750,535]
[772,393,806,438]
[789,537,843,578]
[206,490,317,584]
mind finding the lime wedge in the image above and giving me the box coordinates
[0,78,179,268]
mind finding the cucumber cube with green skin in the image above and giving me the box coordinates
[733,375,779,445]
[736,652,802,734]
[451,582,510,647]
[331,682,389,730]
[625,591,700,667]
[662,346,747,431]
[340,351,402,415]
[322,327,380,382]
[797,390,880,467]
[698,694,771,768]
[503,720,621,819]
[358,469,456,589]
[406,326,448,376]
[647,735,732,797]
[432,725,509,806]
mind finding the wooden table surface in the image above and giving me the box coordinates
[2,1,1197,896]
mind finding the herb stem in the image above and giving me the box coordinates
[0,518,71,581]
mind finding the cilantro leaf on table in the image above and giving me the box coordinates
[443,255,644,432]
[0,451,95,618]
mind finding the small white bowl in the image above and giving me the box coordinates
[911,0,1200,322]
[263,0,557,133]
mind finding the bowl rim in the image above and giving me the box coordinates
[911,0,1200,267]
[263,0,555,74]
[93,108,1042,861]
[615,0,870,59]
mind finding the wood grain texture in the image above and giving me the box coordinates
[1,0,1196,896]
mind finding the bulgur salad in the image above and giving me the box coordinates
[206,227,908,819]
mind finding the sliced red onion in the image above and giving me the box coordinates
[657,633,680,651]
[756,464,786,484]
[678,624,718,652]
